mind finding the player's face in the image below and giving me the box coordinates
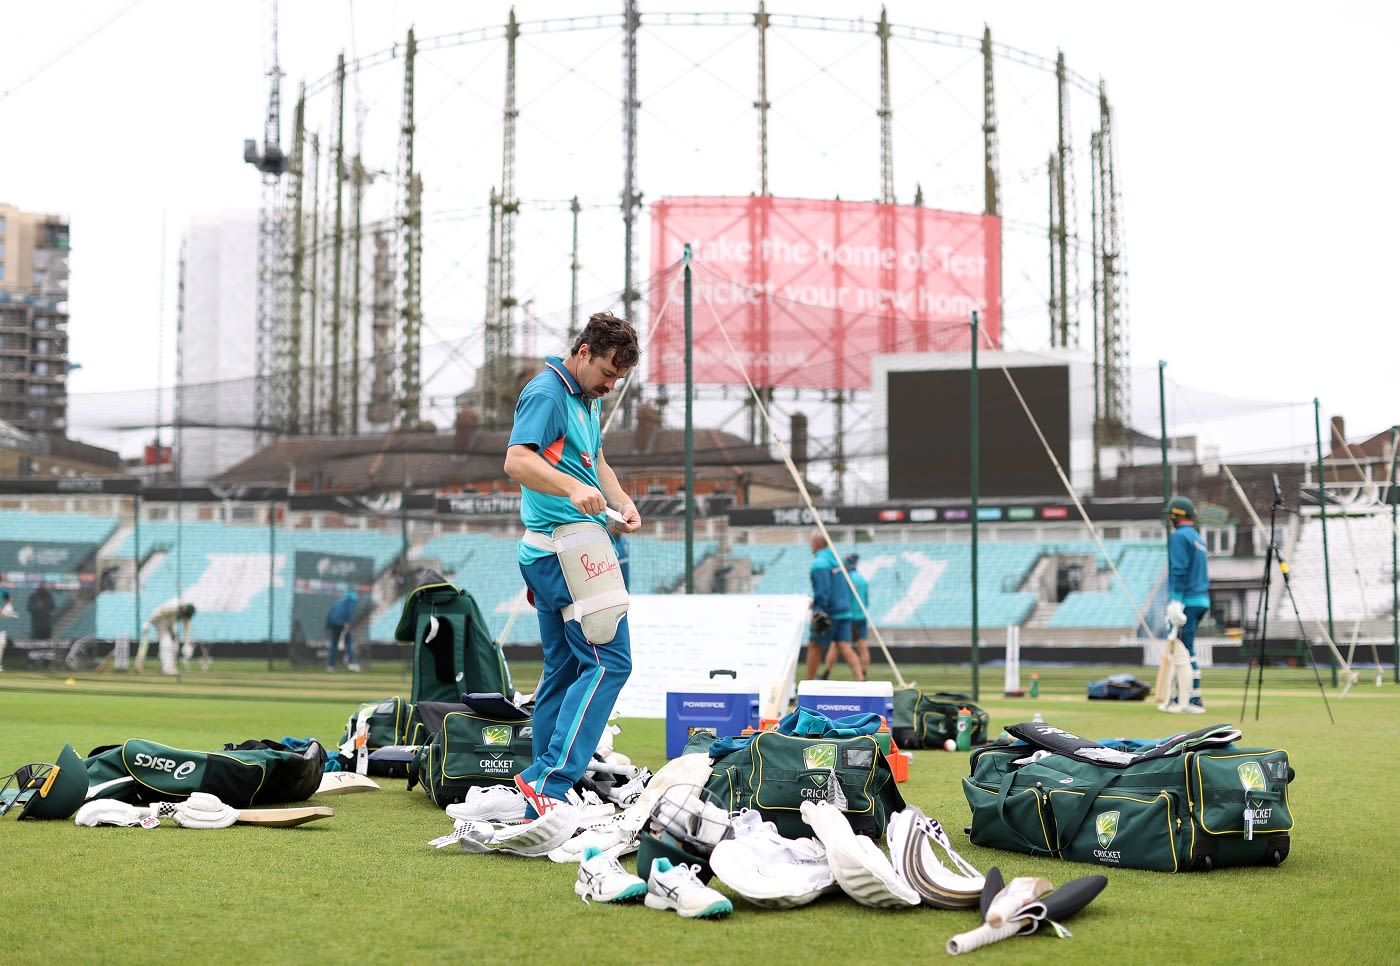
[578,347,630,399]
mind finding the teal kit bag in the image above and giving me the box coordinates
[705,730,904,840]
[408,707,534,808]
[963,721,1294,872]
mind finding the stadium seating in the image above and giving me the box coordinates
[95,521,401,642]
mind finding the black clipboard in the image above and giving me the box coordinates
[460,691,531,721]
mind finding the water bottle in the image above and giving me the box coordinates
[1029,672,1040,699]
[955,706,972,751]
[1032,711,1044,724]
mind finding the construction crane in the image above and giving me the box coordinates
[243,0,288,442]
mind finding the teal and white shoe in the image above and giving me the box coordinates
[644,858,733,919]
[575,846,648,904]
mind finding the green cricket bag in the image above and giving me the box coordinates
[962,722,1295,872]
[82,738,325,808]
[335,696,423,776]
[408,702,534,808]
[395,573,513,705]
[892,689,990,749]
[704,730,905,840]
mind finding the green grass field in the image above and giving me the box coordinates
[1,659,1395,965]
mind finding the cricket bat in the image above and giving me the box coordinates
[235,806,335,827]
[1153,631,1176,703]
[315,772,380,796]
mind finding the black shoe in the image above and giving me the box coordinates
[817,669,831,680]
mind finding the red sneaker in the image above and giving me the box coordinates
[514,773,564,820]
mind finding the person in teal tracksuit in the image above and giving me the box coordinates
[504,312,641,818]
[806,531,864,682]
[1166,496,1210,711]
[823,552,871,676]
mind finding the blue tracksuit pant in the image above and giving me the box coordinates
[518,552,632,804]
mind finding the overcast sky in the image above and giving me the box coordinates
[3,0,1397,470]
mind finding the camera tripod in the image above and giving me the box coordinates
[1241,475,1334,723]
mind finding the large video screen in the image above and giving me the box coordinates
[887,364,1070,499]
[649,195,1001,391]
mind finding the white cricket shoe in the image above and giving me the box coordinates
[447,784,528,824]
[644,858,733,919]
[574,846,648,904]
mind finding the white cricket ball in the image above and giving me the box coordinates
[943,738,957,752]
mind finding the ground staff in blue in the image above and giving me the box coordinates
[504,312,641,818]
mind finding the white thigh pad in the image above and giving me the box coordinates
[550,521,629,644]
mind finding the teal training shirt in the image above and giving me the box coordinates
[508,356,606,565]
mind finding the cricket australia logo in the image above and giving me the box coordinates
[1237,761,1272,824]
[1093,811,1122,862]
[1095,811,1119,849]
[803,744,837,770]
[482,725,513,746]
[1237,761,1266,792]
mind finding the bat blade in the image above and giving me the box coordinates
[315,772,380,796]
[235,806,334,827]
[1153,636,1175,702]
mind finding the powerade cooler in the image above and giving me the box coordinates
[665,671,760,759]
[796,680,895,726]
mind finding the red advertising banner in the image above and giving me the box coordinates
[649,196,1000,390]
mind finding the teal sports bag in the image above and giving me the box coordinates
[963,722,1294,872]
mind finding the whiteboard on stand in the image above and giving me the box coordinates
[615,593,808,720]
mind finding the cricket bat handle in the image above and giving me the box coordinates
[946,920,1024,955]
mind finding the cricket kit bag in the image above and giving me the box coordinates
[1086,673,1151,701]
[962,721,1295,872]
[892,689,991,749]
[704,729,905,841]
[408,701,534,807]
[335,696,423,776]
[81,738,325,808]
[395,571,513,705]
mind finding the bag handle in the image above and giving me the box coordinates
[1051,769,1121,845]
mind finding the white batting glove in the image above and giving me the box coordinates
[157,792,240,829]
[1165,600,1186,628]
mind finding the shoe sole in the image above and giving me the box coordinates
[576,880,647,903]
[643,894,733,918]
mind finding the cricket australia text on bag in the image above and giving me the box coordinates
[962,724,1294,872]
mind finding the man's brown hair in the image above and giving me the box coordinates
[571,312,639,369]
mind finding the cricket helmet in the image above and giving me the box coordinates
[0,743,88,821]
[1167,496,1196,522]
[636,783,732,884]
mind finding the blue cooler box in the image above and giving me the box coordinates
[665,685,760,758]
[796,680,895,724]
